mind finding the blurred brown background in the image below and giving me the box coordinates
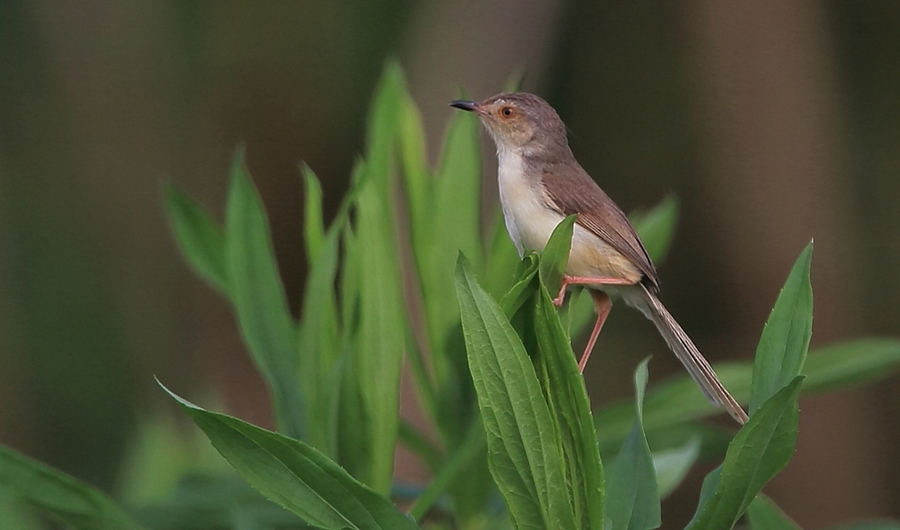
[1,1,898,528]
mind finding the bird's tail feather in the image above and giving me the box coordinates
[623,284,748,424]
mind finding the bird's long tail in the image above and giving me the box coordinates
[623,283,749,424]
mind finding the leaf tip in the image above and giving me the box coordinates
[156,377,201,411]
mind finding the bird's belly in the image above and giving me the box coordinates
[567,225,643,283]
[500,195,642,284]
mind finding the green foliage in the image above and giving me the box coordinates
[750,242,814,414]
[0,445,145,530]
[686,377,803,529]
[746,494,802,530]
[160,382,419,530]
[604,359,660,530]
[457,255,580,530]
[4,62,900,530]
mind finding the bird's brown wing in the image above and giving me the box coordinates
[541,163,660,290]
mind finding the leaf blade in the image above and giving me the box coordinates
[745,494,802,530]
[750,242,814,414]
[159,383,420,530]
[0,444,145,530]
[164,181,228,296]
[604,359,661,530]
[455,255,576,530]
[687,376,803,530]
[225,149,305,439]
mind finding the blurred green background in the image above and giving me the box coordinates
[1,2,898,529]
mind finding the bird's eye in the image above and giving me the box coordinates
[500,106,514,117]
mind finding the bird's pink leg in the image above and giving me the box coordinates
[579,291,612,372]
[552,275,635,307]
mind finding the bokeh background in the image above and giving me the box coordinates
[2,1,899,528]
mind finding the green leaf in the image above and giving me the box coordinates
[455,255,576,530]
[352,72,409,493]
[364,61,404,180]
[532,253,604,529]
[801,338,900,392]
[0,444,145,530]
[687,376,803,530]
[653,436,701,499]
[604,358,661,530]
[225,149,305,440]
[301,164,326,263]
[397,92,430,231]
[745,494,802,530]
[159,383,420,530]
[164,181,229,296]
[500,254,540,317]
[355,180,406,493]
[538,215,575,294]
[594,338,900,451]
[297,226,343,457]
[750,242,814,414]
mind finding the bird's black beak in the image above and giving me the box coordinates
[449,100,478,112]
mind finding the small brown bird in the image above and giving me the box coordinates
[451,92,748,424]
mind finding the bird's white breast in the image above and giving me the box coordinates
[496,146,564,257]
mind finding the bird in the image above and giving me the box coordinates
[450,92,748,424]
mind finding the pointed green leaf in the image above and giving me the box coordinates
[302,164,326,263]
[225,149,305,439]
[456,255,576,530]
[539,215,575,294]
[745,494,802,530]
[364,61,404,179]
[500,254,540,317]
[164,181,228,296]
[159,384,419,530]
[750,242,814,414]
[0,444,145,530]
[605,358,660,530]
[687,376,803,530]
[397,93,430,230]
